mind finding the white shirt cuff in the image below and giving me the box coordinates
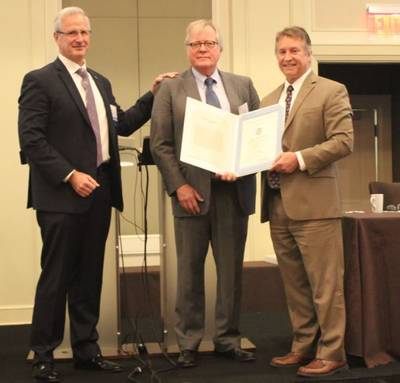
[295,151,306,171]
[64,169,76,182]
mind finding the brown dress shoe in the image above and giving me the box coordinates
[270,352,312,367]
[297,358,349,377]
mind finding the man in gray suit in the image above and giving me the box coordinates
[261,27,353,377]
[150,19,259,368]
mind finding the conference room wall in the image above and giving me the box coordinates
[0,0,61,325]
[2,0,400,326]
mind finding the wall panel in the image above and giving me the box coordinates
[0,0,60,325]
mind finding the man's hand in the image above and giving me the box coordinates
[270,152,299,174]
[68,171,99,197]
[151,72,179,93]
[176,184,204,215]
[214,172,237,182]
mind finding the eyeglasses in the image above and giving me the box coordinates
[57,30,92,38]
[186,40,219,50]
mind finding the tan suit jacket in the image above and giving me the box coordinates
[260,71,353,222]
[260,71,353,360]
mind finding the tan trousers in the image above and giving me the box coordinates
[269,192,346,361]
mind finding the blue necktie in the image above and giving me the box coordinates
[204,77,221,108]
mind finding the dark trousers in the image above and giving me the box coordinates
[30,168,112,362]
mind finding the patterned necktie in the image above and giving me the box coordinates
[285,85,294,121]
[267,85,294,189]
[204,77,221,108]
[76,68,103,167]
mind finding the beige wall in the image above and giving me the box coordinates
[0,0,60,324]
[2,0,400,325]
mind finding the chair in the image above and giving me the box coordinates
[368,181,400,210]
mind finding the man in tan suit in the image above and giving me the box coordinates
[260,26,353,377]
[150,20,259,368]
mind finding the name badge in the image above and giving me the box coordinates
[238,102,249,114]
[110,104,118,122]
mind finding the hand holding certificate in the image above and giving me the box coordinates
[180,97,284,176]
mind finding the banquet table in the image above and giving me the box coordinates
[342,212,400,367]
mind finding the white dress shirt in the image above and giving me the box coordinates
[59,54,110,164]
[191,67,231,112]
[278,68,312,171]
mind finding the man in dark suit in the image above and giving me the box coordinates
[18,7,174,382]
[260,27,353,377]
[150,19,259,368]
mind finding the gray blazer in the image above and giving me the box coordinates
[150,69,260,217]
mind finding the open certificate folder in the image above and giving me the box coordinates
[180,97,285,176]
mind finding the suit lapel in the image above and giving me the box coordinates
[268,86,284,105]
[89,69,106,101]
[88,69,113,128]
[219,71,240,114]
[181,69,241,114]
[54,58,92,127]
[88,69,118,154]
[182,69,201,101]
[285,72,317,128]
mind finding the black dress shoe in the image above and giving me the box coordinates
[215,348,256,362]
[177,350,197,368]
[32,362,60,382]
[74,354,123,372]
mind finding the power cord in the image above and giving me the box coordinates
[119,142,178,383]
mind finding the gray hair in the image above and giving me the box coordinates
[54,7,90,32]
[275,26,312,54]
[184,19,224,50]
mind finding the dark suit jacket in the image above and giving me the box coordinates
[260,71,353,222]
[150,69,260,218]
[18,58,153,213]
